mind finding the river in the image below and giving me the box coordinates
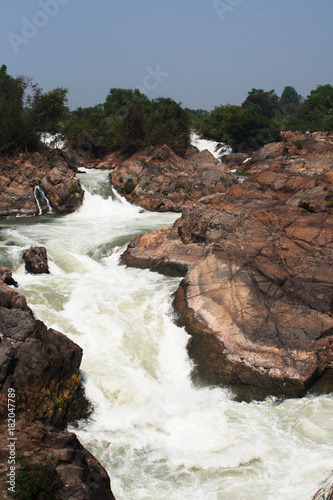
[0,148,332,499]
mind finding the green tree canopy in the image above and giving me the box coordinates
[147,97,190,154]
[297,84,333,130]
[0,65,69,153]
[104,88,152,116]
[242,88,279,118]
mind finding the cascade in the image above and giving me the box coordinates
[0,168,331,500]
[33,184,54,215]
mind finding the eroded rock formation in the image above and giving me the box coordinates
[110,144,237,211]
[122,144,333,400]
[0,152,84,217]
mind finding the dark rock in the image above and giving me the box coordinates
[23,246,49,274]
[0,265,18,287]
[0,282,83,428]
[0,420,116,500]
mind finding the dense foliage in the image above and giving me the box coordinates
[64,89,190,156]
[0,65,331,156]
[0,65,68,153]
[199,84,333,151]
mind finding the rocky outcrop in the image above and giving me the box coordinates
[0,265,18,287]
[0,152,84,217]
[0,420,116,500]
[0,272,117,498]
[22,246,50,274]
[0,281,83,428]
[122,158,333,400]
[110,144,237,211]
[229,131,333,176]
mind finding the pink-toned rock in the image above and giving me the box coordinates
[122,161,333,400]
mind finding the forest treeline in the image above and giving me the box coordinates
[0,64,332,157]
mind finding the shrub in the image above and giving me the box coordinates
[124,178,135,194]
[12,455,63,500]
[292,138,304,149]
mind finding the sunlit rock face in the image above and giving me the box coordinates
[122,150,333,400]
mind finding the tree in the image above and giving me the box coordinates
[113,101,147,153]
[242,88,279,118]
[279,86,301,116]
[147,98,190,154]
[104,88,151,117]
[0,65,69,153]
[0,65,25,152]
[297,84,333,130]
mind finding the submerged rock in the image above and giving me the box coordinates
[23,246,50,274]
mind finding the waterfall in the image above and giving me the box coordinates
[1,169,332,500]
[190,131,232,159]
[33,184,54,215]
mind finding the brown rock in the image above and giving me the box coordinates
[22,246,49,274]
[110,144,237,212]
[0,153,84,217]
[234,131,333,175]
[0,420,116,500]
[122,161,333,400]
[0,265,17,287]
[0,282,83,428]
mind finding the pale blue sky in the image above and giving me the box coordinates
[1,0,332,110]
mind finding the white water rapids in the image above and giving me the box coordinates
[0,164,332,499]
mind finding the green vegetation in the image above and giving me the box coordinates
[0,65,68,154]
[292,137,304,149]
[198,84,333,151]
[11,455,62,500]
[0,64,332,157]
[64,89,190,156]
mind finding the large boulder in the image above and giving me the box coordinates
[0,153,84,217]
[22,246,50,274]
[122,163,333,400]
[110,144,237,211]
[0,281,83,428]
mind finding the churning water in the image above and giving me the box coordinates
[0,168,332,500]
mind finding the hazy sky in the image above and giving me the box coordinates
[1,0,332,111]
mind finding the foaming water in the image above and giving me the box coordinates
[190,131,232,159]
[0,169,332,499]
